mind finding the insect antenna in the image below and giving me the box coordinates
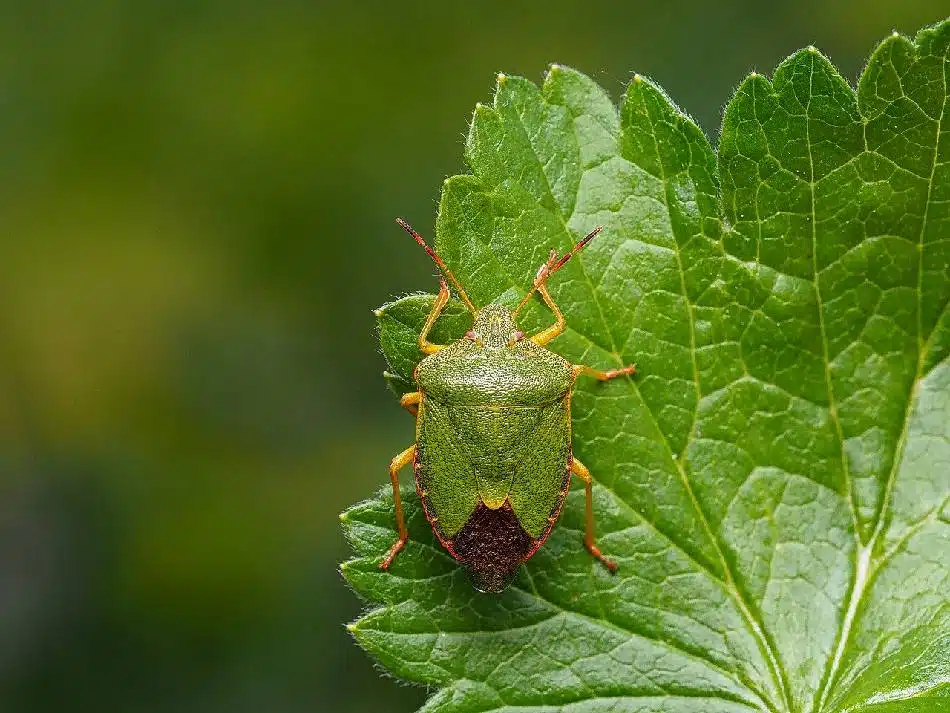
[513,226,603,316]
[396,218,476,313]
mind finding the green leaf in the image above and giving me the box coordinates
[343,19,950,713]
[376,294,473,396]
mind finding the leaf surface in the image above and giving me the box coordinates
[343,20,950,713]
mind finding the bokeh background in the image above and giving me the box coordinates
[0,1,946,711]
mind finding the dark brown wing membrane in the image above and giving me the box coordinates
[450,502,533,593]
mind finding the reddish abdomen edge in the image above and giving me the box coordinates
[414,454,571,593]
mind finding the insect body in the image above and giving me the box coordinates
[381,219,636,593]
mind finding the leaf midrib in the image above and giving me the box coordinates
[479,82,793,712]
[813,36,950,713]
[633,80,794,713]
[803,49,868,713]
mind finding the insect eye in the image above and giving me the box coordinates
[465,330,477,340]
[508,330,525,347]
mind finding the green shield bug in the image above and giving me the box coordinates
[381,219,636,593]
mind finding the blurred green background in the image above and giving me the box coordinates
[0,1,945,711]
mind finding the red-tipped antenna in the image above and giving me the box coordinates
[396,218,476,313]
[514,226,602,315]
[550,226,601,272]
